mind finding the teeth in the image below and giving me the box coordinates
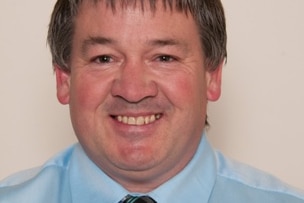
[116,114,161,125]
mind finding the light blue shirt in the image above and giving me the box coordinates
[1,134,304,202]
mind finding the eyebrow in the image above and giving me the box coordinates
[147,38,189,51]
[148,38,180,46]
[81,36,189,55]
[81,36,117,55]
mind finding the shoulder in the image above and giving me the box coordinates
[211,151,304,202]
[0,144,77,203]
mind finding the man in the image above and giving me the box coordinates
[0,0,303,202]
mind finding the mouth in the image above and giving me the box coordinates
[112,114,162,126]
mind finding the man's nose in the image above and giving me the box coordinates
[111,60,158,103]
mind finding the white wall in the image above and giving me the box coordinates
[208,0,304,189]
[1,0,303,190]
[0,0,76,178]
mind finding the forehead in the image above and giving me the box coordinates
[73,0,202,56]
[75,0,198,35]
[76,0,198,33]
[75,0,199,34]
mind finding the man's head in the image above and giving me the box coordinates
[48,0,226,192]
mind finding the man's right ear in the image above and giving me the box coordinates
[55,65,70,105]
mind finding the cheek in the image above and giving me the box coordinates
[163,72,207,108]
[163,71,208,133]
[69,75,109,109]
[68,75,111,143]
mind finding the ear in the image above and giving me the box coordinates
[206,62,223,101]
[55,65,71,104]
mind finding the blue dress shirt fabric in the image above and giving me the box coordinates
[1,133,304,203]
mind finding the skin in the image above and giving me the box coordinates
[55,1,223,192]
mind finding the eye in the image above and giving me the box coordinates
[157,55,176,62]
[93,55,113,64]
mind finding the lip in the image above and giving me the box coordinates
[108,113,162,139]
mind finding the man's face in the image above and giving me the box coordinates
[56,1,222,191]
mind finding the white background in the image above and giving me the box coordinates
[1,0,303,190]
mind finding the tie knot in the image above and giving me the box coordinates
[120,194,157,203]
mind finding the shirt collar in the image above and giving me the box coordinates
[149,132,217,202]
[69,145,128,203]
[68,132,217,203]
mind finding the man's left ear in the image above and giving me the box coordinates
[206,63,223,101]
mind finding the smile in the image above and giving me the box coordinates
[114,114,161,126]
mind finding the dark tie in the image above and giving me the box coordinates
[119,194,157,203]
